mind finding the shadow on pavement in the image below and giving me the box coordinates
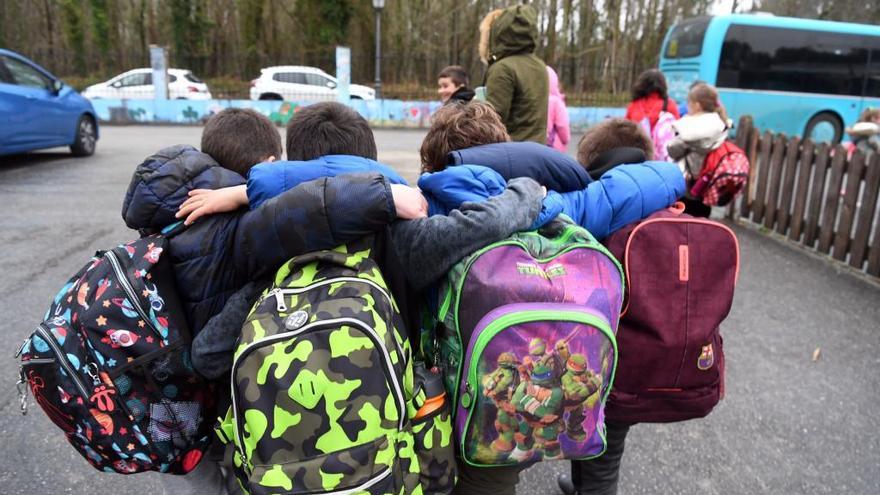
[0,150,78,171]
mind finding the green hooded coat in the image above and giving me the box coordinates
[482,5,549,144]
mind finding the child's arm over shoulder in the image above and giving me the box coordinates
[233,172,396,280]
[559,161,685,240]
[390,177,545,290]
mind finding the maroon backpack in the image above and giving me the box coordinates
[602,203,739,423]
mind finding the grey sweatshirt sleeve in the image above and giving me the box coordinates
[390,177,544,290]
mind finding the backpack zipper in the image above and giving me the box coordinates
[230,317,406,470]
[104,250,166,343]
[261,276,404,364]
[34,324,90,399]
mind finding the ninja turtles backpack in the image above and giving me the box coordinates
[432,217,624,467]
[216,243,456,495]
[15,224,215,474]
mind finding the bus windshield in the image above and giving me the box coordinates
[664,17,711,59]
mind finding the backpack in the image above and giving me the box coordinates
[602,203,739,423]
[432,218,623,467]
[15,225,214,474]
[639,98,676,163]
[215,244,456,494]
[690,141,750,206]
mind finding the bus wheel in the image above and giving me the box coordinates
[804,112,842,144]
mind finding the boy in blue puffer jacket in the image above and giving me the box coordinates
[418,101,685,243]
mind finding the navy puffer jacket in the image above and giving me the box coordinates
[121,145,395,334]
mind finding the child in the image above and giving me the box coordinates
[666,82,731,217]
[412,102,685,495]
[625,69,680,125]
[438,65,475,105]
[576,118,654,180]
[418,102,686,242]
[846,108,880,155]
[177,102,547,375]
[121,108,422,495]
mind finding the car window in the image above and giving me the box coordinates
[185,73,203,83]
[118,72,152,87]
[304,73,332,87]
[169,74,177,83]
[273,72,307,84]
[2,56,52,90]
[0,59,14,84]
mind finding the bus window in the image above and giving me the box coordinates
[664,17,711,59]
[719,25,868,96]
[866,49,880,98]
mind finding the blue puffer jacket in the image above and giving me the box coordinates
[121,145,396,334]
[447,141,591,191]
[418,161,686,240]
[247,155,408,209]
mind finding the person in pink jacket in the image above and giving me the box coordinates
[546,66,571,152]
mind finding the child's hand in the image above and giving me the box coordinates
[176,185,249,225]
[391,184,428,219]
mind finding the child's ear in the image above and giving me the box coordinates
[266,155,276,162]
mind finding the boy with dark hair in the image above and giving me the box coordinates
[437,65,475,104]
[201,108,283,175]
[285,101,377,161]
[576,118,654,180]
[122,107,422,495]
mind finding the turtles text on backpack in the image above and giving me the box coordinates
[433,218,623,467]
[689,141,750,206]
[16,225,214,474]
[602,203,739,423]
[215,244,456,495]
[639,99,676,163]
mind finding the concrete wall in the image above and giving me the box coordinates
[88,98,625,131]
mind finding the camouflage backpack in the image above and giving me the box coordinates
[216,243,455,495]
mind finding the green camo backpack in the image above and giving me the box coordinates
[216,243,455,495]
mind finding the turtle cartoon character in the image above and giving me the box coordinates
[560,353,603,442]
[522,337,561,377]
[509,362,564,461]
[481,352,520,453]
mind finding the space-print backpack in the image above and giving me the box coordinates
[15,224,214,474]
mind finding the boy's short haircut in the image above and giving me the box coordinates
[420,101,510,172]
[438,65,469,87]
[285,102,377,161]
[577,118,654,168]
[201,108,282,177]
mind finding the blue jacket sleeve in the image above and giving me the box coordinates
[559,161,685,240]
[233,173,395,279]
[417,165,507,215]
[447,142,591,191]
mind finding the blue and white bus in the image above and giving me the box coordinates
[659,14,880,143]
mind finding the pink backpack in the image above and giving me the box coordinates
[602,203,739,423]
[639,99,676,162]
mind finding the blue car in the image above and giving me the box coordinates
[0,49,98,157]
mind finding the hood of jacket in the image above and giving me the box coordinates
[447,141,591,192]
[547,66,562,98]
[479,5,538,64]
[247,154,408,209]
[672,112,729,148]
[122,145,246,233]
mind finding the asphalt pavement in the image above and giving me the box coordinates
[0,126,878,494]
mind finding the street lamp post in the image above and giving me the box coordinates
[373,0,385,99]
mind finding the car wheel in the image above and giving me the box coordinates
[804,112,842,144]
[350,95,363,100]
[70,115,97,157]
[259,93,283,101]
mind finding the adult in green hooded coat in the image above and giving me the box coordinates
[479,5,549,144]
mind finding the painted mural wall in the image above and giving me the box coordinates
[88,98,625,131]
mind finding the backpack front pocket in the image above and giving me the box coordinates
[454,303,616,467]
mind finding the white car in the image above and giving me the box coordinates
[250,66,375,101]
[82,68,212,100]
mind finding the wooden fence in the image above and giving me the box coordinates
[729,116,880,279]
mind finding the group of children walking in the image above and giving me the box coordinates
[19,72,744,495]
